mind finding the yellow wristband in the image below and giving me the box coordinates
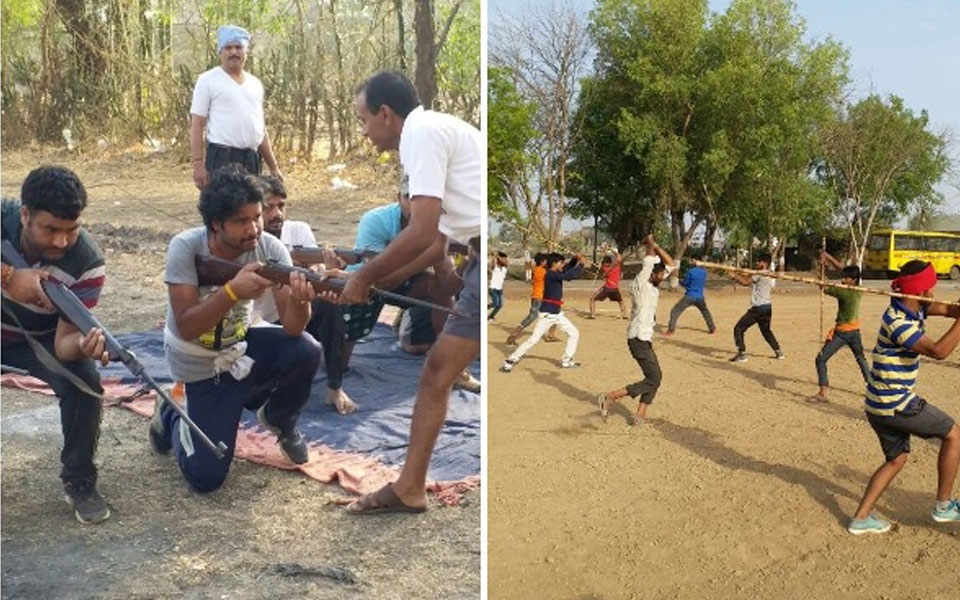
[223,283,239,302]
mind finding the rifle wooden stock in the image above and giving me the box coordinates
[194,255,466,317]
[1,240,228,459]
[692,259,960,307]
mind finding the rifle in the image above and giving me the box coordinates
[1,240,229,459]
[291,241,471,267]
[194,255,466,317]
[291,246,378,266]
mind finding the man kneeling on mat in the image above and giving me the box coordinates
[152,166,322,492]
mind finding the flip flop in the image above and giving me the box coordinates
[346,484,427,515]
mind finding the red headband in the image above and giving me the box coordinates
[892,264,936,296]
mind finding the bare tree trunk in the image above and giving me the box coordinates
[394,0,406,70]
[414,0,437,109]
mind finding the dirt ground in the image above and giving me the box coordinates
[1,148,479,600]
[488,278,960,600]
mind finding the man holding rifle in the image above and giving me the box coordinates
[1,166,112,524]
[154,166,321,492]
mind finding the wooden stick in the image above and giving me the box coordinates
[819,237,826,336]
[692,259,960,307]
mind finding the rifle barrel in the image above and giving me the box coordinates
[2,241,227,458]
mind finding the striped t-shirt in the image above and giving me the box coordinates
[864,300,925,416]
[1,200,106,342]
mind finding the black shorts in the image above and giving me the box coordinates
[867,396,956,462]
[594,287,622,302]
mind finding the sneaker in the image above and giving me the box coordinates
[729,352,747,363]
[148,397,172,455]
[662,330,674,337]
[560,357,580,369]
[500,359,516,373]
[256,405,310,465]
[596,393,608,422]
[932,499,960,523]
[775,351,786,360]
[453,371,481,393]
[63,480,110,524]
[847,514,891,535]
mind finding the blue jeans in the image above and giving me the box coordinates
[160,327,322,492]
[815,329,870,387]
[488,288,504,320]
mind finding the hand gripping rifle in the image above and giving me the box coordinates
[194,255,467,317]
[1,240,229,459]
[291,241,471,267]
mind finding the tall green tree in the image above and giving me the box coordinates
[584,0,847,261]
[819,94,949,266]
[488,66,537,243]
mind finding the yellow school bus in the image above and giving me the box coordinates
[863,230,960,279]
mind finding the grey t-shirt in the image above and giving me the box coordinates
[750,274,776,307]
[164,227,292,382]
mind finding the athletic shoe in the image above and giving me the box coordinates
[596,393,608,421]
[932,499,960,523]
[63,480,110,524]
[500,359,516,373]
[775,351,786,360]
[256,405,309,465]
[148,397,172,455]
[847,514,891,535]
[662,330,674,337]
[560,357,580,369]
[729,352,747,363]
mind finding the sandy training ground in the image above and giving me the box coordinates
[488,278,960,599]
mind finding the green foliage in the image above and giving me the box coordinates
[437,0,481,125]
[576,0,848,256]
[487,66,536,222]
[819,93,949,261]
[1,0,479,155]
[567,76,660,251]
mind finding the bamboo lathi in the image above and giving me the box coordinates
[692,259,960,308]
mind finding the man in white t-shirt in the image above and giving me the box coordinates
[729,252,784,362]
[254,176,357,415]
[328,70,481,515]
[596,235,675,426]
[189,25,282,190]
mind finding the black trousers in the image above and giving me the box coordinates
[305,298,346,390]
[667,296,716,332]
[205,142,261,176]
[734,305,780,353]
[3,336,104,484]
[625,338,662,404]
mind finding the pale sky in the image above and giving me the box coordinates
[490,0,960,215]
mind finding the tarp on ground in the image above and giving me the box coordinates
[1,319,480,503]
